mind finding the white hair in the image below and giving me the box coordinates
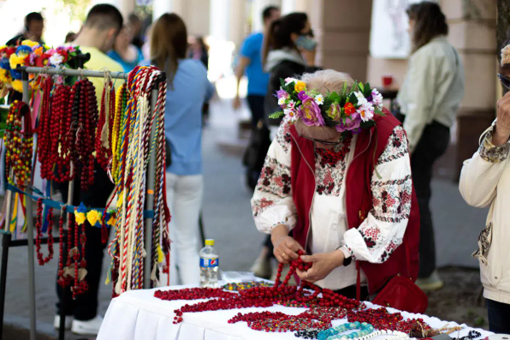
[300,69,354,96]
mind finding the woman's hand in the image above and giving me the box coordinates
[494,91,510,146]
[296,250,344,283]
[271,225,304,264]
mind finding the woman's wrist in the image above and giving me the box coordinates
[330,249,345,268]
[270,224,289,244]
[492,125,510,146]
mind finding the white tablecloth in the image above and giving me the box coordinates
[97,284,492,340]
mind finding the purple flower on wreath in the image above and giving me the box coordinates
[297,91,310,101]
[335,112,361,133]
[276,88,288,99]
[299,97,325,127]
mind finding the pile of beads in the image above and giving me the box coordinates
[222,281,273,291]
[318,321,374,340]
[459,330,482,340]
[347,307,431,334]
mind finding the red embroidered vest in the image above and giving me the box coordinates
[289,111,420,294]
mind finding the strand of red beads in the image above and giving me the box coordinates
[347,307,431,334]
[35,198,54,265]
[37,77,54,180]
[57,207,71,288]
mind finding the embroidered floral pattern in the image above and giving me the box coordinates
[253,197,275,217]
[371,175,412,223]
[479,130,510,164]
[341,244,356,261]
[360,226,381,249]
[379,239,401,262]
[276,120,293,153]
[314,143,350,196]
[377,126,409,165]
[472,222,492,265]
[257,157,292,198]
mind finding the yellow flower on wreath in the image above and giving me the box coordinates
[294,80,306,93]
[9,54,25,70]
[0,69,10,84]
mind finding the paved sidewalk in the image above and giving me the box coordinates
[0,97,488,339]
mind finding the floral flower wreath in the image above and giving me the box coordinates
[270,77,385,136]
[0,40,83,92]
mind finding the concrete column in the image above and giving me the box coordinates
[209,0,230,42]
[180,0,210,36]
[152,0,173,21]
[319,0,372,81]
[440,0,497,176]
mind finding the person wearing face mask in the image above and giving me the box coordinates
[54,4,124,336]
[263,12,321,134]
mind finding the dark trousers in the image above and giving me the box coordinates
[56,162,114,321]
[246,95,265,129]
[487,299,510,333]
[410,121,450,278]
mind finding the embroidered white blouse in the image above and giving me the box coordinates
[251,119,413,290]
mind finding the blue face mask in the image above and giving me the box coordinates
[295,35,317,51]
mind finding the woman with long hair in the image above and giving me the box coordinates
[396,1,464,290]
[148,13,214,285]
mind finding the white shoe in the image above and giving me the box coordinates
[71,315,103,335]
[54,315,73,330]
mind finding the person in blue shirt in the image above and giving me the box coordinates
[107,25,143,72]
[146,13,214,285]
[233,6,280,126]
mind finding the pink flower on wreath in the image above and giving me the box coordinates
[335,112,361,133]
[357,102,374,122]
[299,96,325,127]
[276,87,288,100]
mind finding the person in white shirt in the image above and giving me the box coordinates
[458,41,510,335]
[396,1,465,291]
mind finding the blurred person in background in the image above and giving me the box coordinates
[128,13,144,50]
[147,13,214,285]
[107,25,143,72]
[233,5,280,122]
[6,12,45,45]
[459,41,510,334]
[396,1,464,291]
[55,4,124,336]
[188,36,209,70]
[65,32,77,43]
[249,12,321,280]
[263,12,320,132]
[234,5,280,195]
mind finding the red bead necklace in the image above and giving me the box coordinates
[96,80,115,171]
[35,198,54,265]
[57,208,71,288]
[316,134,352,168]
[347,307,431,333]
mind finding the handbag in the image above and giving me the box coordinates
[242,120,271,171]
[371,241,428,314]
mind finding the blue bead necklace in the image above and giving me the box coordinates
[318,321,375,340]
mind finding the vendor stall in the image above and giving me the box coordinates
[97,281,492,340]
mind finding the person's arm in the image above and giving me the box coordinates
[233,56,250,109]
[459,92,510,208]
[402,49,439,153]
[342,125,412,263]
[251,118,301,263]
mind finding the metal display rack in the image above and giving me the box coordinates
[0,60,165,340]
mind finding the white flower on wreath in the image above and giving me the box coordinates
[278,97,287,106]
[315,94,324,105]
[49,53,64,66]
[285,77,298,86]
[357,102,374,122]
[284,107,298,121]
[354,91,368,106]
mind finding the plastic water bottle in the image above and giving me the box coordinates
[199,239,219,287]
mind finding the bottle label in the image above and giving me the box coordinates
[200,257,219,268]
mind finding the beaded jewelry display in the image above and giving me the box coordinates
[347,307,431,334]
[107,66,170,295]
[4,100,33,188]
[318,321,374,340]
[222,281,273,291]
[35,198,54,265]
[353,330,409,340]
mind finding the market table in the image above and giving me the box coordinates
[97,283,492,340]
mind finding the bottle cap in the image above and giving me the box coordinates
[205,239,214,246]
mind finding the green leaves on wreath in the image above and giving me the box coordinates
[269,111,284,119]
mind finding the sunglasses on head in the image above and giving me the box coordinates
[498,73,510,90]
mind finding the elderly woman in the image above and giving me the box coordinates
[251,70,420,299]
[458,44,510,334]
